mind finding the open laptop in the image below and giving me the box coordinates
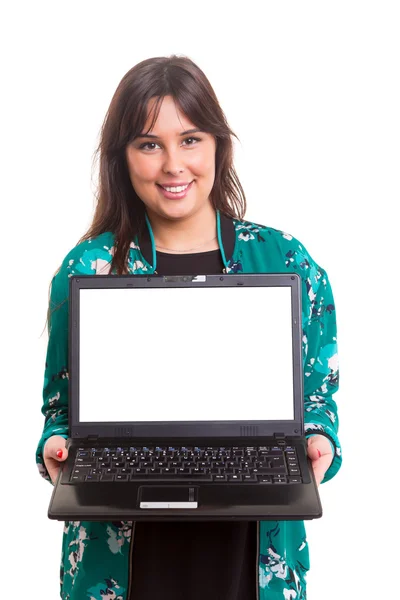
[48,273,322,521]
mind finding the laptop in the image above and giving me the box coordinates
[48,273,322,521]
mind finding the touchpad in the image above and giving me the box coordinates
[138,485,199,509]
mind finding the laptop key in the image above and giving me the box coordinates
[243,474,258,482]
[227,475,242,482]
[288,477,302,483]
[257,465,286,473]
[72,467,90,476]
[70,474,85,482]
[76,460,97,467]
[270,457,285,467]
[273,476,287,483]
[85,474,100,481]
[100,474,114,481]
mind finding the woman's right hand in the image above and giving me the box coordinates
[43,435,69,484]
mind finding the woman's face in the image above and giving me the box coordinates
[125,95,217,221]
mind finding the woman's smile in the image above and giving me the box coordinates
[156,180,194,200]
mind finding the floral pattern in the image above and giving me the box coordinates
[36,218,341,599]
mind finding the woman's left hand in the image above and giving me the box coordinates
[307,434,334,487]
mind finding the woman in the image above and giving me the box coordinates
[36,55,342,600]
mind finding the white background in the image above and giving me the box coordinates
[2,1,399,598]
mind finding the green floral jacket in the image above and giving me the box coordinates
[36,211,342,600]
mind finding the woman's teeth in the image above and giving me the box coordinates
[162,184,189,193]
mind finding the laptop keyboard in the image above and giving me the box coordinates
[69,445,302,484]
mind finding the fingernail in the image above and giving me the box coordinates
[56,450,63,458]
[317,449,321,458]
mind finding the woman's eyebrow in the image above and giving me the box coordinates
[136,128,203,139]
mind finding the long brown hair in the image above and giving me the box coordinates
[46,55,247,330]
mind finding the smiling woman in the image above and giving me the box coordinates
[72,55,248,273]
[37,54,341,600]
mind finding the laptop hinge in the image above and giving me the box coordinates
[274,433,286,446]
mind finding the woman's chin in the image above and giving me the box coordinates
[156,199,197,220]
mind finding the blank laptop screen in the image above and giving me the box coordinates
[78,286,295,422]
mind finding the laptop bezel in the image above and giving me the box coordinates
[68,273,304,441]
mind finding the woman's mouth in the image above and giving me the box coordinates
[156,181,194,200]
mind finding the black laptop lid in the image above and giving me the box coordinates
[68,274,304,440]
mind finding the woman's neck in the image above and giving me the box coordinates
[147,203,219,254]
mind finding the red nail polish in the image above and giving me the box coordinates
[317,449,321,458]
[57,450,63,458]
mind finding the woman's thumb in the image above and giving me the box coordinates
[55,447,68,461]
[306,437,322,461]
[44,435,68,461]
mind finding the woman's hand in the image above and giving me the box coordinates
[43,435,69,484]
[307,434,334,487]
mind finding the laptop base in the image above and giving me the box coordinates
[48,448,322,521]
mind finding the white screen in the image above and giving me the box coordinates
[78,286,294,422]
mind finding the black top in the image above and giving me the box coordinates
[155,247,224,275]
[129,249,257,600]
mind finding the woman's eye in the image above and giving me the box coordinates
[139,137,201,151]
[183,137,201,146]
[139,142,158,150]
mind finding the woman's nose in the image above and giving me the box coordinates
[162,148,185,175]
[163,167,184,176]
